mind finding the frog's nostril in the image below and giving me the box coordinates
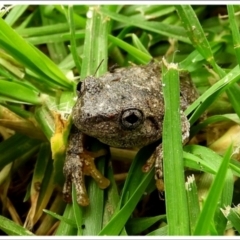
[120,108,143,130]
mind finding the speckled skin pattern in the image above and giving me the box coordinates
[63,61,198,206]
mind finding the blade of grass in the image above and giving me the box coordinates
[24,143,51,230]
[0,215,34,236]
[98,165,155,235]
[190,114,240,137]
[184,144,240,178]
[0,133,42,170]
[0,17,73,90]
[185,175,200,235]
[221,206,240,234]
[54,204,77,235]
[98,138,157,235]
[68,5,82,73]
[175,5,225,78]
[108,34,152,64]
[162,59,190,235]
[34,105,55,141]
[177,5,240,122]
[126,215,166,235]
[100,7,191,44]
[225,5,240,118]
[54,5,86,29]
[16,23,73,37]
[193,145,232,235]
[72,186,84,235]
[0,105,46,140]
[147,225,168,236]
[35,193,66,235]
[0,80,43,105]
[43,209,77,228]
[185,65,240,124]
[39,6,68,64]
[213,169,233,235]
[4,5,28,27]
[227,5,240,67]
[80,6,108,78]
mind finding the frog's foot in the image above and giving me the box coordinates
[154,144,165,192]
[63,150,110,206]
[63,153,89,206]
[142,143,165,192]
[82,150,110,189]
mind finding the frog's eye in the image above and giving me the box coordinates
[77,81,84,95]
[120,109,144,130]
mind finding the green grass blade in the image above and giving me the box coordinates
[0,80,42,105]
[176,5,240,122]
[44,209,77,228]
[193,145,232,235]
[131,33,150,55]
[162,59,190,235]
[214,169,234,235]
[80,6,108,78]
[190,114,240,137]
[227,5,240,67]
[39,6,68,64]
[100,7,191,44]
[98,141,157,235]
[126,215,166,235]
[185,65,240,123]
[67,5,82,73]
[98,166,154,235]
[175,5,225,78]
[0,17,73,90]
[221,207,240,234]
[0,215,34,236]
[102,164,120,228]
[147,225,168,236]
[0,133,41,170]
[184,144,240,178]
[55,204,77,235]
[72,186,84,235]
[16,23,72,38]
[24,143,51,230]
[4,5,28,27]
[225,82,240,118]
[108,34,152,65]
[54,5,86,29]
[185,175,200,235]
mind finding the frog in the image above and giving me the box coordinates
[62,61,199,206]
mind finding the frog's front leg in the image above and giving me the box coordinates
[143,111,190,191]
[63,125,110,206]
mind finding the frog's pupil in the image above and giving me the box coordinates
[125,113,138,124]
[120,108,143,130]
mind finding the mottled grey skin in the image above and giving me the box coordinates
[63,61,198,206]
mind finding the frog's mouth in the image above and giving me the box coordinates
[119,108,144,130]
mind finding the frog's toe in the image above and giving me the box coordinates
[62,175,72,203]
[63,154,90,206]
[72,172,89,206]
[82,153,110,189]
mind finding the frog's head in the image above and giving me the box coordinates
[72,62,164,148]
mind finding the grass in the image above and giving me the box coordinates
[0,4,240,236]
